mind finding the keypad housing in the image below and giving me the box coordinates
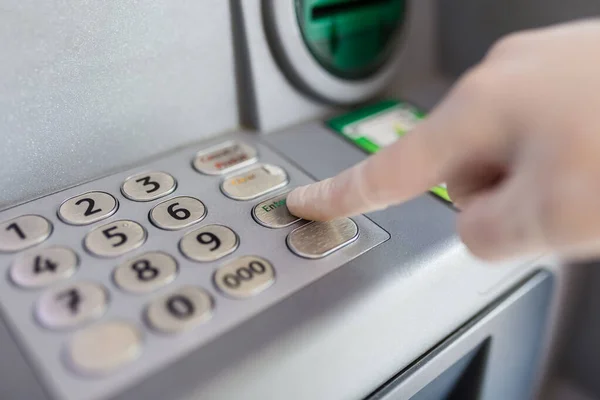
[0,133,389,400]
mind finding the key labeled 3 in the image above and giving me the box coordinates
[11,247,78,288]
[121,172,176,202]
[214,256,275,299]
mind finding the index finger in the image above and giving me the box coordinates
[286,75,507,220]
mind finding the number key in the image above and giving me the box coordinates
[0,215,52,253]
[85,220,146,258]
[114,252,178,294]
[11,247,78,288]
[150,196,206,231]
[58,192,118,226]
[179,225,238,262]
[36,282,108,329]
[146,286,213,333]
[214,256,275,299]
[121,172,176,202]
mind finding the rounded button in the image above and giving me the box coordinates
[214,256,275,299]
[193,141,258,175]
[146,286,213,334]
[252,192,301,228]
[84,220,146,258]
[58,192,118,226]
[68,321,142,376]
[121,172,177,202]
[114,252,178,294]
[11,247,78,288]
[287,218,359,259]
[179,225,238,262]
[150,196,206,231]
[36,282,108,330]
[0,215,52,253]
[221,164,289,201]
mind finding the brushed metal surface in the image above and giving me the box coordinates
[287,218,359,259]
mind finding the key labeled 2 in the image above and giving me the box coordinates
[214,256,275,299]
[36,282,108,330]
[59,192,118,226]
[85,220,146,258]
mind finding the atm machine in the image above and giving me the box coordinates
[1,1,599,399]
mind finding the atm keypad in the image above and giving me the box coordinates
[0,136,388,393]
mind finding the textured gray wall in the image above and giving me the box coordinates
[0,0,239,209]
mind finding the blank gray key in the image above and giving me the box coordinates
[287,218,359,259]
[68,321,143,376]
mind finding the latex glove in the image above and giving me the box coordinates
[287,19,600,261]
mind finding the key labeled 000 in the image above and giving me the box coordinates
[214,256,275,299]
[222,261,267,289]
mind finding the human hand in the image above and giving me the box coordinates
[287,19,600,261]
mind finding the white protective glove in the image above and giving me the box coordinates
[287,19,600,262]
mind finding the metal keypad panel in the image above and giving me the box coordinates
[0,133,389,400]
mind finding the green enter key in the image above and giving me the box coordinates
[252,193,302,229]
